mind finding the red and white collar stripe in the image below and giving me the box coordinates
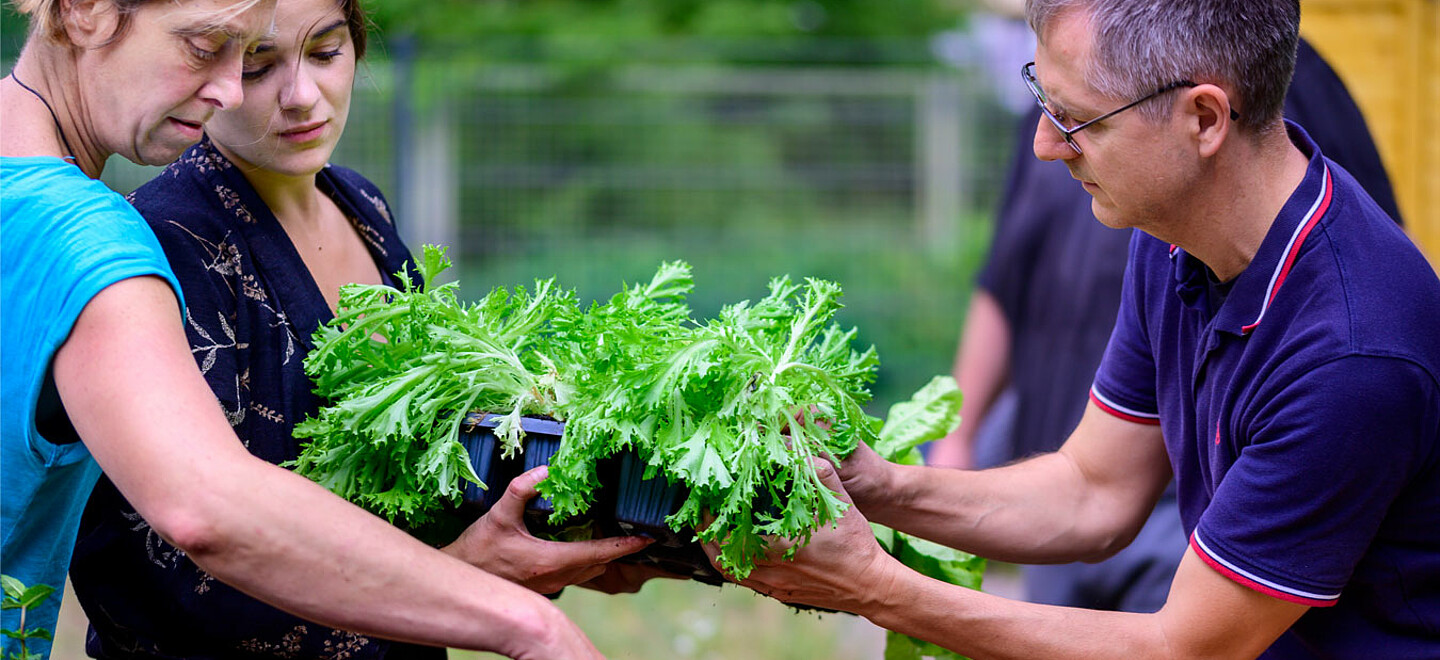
[1241,164,1334,334]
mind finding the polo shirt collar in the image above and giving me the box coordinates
[1172,120,1335,336]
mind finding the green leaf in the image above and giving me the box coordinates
[893,532,985,592]
[885,629,971,660]
[666,424,733,489]
[874,375,963,464]
[0,576,23,602]
[14,585,54,612]
[866,378,979,660]
[21,629,52,643]
[416,243,452,287]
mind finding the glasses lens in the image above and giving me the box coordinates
[1023,63,1083,154]
[1022,63,1046,105]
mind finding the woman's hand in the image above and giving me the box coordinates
[443,466,653,595]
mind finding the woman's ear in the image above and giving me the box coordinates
[1183,84,1235,159]
[61,0,121,48]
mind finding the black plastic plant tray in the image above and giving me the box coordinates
[457,413,558,507]
[456,413,850,610]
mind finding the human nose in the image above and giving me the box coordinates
[1032,113,1078,163]
[280,62,320,112]
[202,53,246,110]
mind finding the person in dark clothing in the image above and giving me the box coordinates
[716,1,1439,657]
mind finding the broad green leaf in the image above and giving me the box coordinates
[874,375,963,463]
[1,575,24,601]
[15,585,55,611]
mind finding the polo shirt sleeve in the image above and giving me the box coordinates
[1089,233,1161,425]
[1192,354,1438,606]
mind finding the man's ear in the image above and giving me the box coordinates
[61,0,120,49]
[1183,84,1235,158]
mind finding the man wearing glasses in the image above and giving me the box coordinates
[927,38,1402,624]
[711,0,1440,657]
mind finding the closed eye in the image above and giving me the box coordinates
[242,64,272,81]
[189,39,222,62]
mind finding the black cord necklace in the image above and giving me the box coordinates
[9,70,79,163]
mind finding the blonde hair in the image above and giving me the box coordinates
[13,0,268,46]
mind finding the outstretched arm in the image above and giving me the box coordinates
[844,402,1171,564]
[55,276,601,659]
[718,460,1305,660]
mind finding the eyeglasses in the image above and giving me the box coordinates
[1022,61,1239,154]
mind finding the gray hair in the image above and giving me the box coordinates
[1026,0,1299,132]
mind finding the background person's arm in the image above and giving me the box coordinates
[927,289,1011,469]
[54,276,601,660]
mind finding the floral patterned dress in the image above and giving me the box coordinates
[69,137,443,660]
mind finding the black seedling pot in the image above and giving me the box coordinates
[458,413,565,514]
[458,413,507,512]
[599,449,721,584]
[612,451,688,546]
[521,433,562,514]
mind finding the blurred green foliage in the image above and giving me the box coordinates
[368,0,961,41]
[3,0,970,65]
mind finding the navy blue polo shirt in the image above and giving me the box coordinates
[1091,122,1440,657]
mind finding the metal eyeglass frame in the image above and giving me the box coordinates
[1022,61,1240,154]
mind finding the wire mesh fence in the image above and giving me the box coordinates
[359,38,1018,411]
[87,35,1023,411]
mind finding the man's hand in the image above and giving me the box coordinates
[834,441,897,512]
[444,467,653,594]
[700,458,902,615]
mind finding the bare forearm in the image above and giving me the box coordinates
[853,550,1302,660]
[860,564,1166,660]
[181,458,565,653]
[59,278,595,657]
[863,453,1121,563]
[929,291,1011,469]
[849,406,1171,564]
